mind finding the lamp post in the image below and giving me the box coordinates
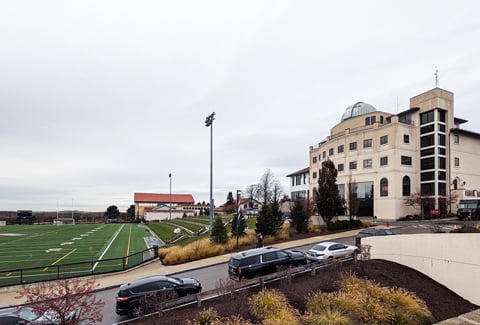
[236,189,242,251]
[169,173,172,220]
[205,112,216,233]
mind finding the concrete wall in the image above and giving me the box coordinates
[363,233,480,305]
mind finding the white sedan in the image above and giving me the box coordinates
[306,241,359,263]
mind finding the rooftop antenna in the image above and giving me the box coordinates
[434,66,439,88]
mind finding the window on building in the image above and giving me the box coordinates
[363,159,372,168]
[295,175,302,185]
[454,157,460,167]
[421,124,435,134]
[380,178,388,196]
[380,135,388,145]
[338,145,344,153]
[438,171,446,180]
[421,134,435,147]
[365,117,371,125]
[421,171,435,181]
[420,110,435,125]
[338,163,344,172]
[438,134,446,146]
[421,183,435,196]
[439,124,446,132]
[371,116,376,124]
[401,156,412,166]
[404,134,410,144]
[349,142,357,151]
[322,151,326,159]
[402,176,411,196]
[349,161,357,170]
[438,110,446,122]
[421,148,435,156]
[453,179,458,190]
[454,135,459,144]
[438,182,446,196]
[438,157,446,169]
[312,156,317,163]
[329,148,334,156]
[312,172,317,179]
[380,156,388,166]
[363,139,372,148]
[438,147,446,155]
[421,157,435,170]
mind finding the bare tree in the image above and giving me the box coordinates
[15,278,105,325]
[257,169,279,204]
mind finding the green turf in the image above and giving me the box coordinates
[0,223,152,286]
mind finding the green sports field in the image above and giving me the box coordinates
[0,223,153,286]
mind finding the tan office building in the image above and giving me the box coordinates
[309,87,480,220]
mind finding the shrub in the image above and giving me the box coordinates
[307,224,324,233]
[197,307,218,325]
[248,289,289,321]
[302,306,351,325]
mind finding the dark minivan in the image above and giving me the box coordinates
[228,246,306,280]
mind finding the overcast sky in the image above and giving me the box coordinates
[1,1,479,212]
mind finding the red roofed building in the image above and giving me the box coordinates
[134,192,208,221]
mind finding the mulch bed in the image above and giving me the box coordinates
[128,259,478,324]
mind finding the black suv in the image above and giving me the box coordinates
[116,275,202,317]
[228,246,307,280]
[355,228,396,248]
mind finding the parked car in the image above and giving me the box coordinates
[115,275,202,318]
[228,246,307,280]
[355,227,396,247]
[306,241,359,263]
[0,306,77,325]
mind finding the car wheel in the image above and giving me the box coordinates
[129,304,145,318]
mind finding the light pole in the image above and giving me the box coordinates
[205,112,216,233]
[236,189,242,250]
[169,173,172,220]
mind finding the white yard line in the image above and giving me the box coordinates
[92,224,125,271]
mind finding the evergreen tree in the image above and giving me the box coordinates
[210,216,228,244]
[104,205,120,222]
[316,159,342,223]
[255,204,275,236]
[231,212,247,237]
[126,205,136,222]
[290,200,310,233]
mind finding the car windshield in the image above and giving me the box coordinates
[311,244,326,251]
[167,276,183,284]
[17,309,42,321]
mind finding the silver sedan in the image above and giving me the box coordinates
[306,241,359,263]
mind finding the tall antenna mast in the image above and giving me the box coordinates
[434,66,439,88]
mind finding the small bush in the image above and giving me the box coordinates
[327,219,362,231]
[307,224,324,233]
[248,289,289,321]
[197,307,218,325]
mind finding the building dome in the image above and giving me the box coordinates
[341,102,376,122]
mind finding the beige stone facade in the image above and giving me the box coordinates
[309,88,480,220]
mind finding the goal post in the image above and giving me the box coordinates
[53,218,76,225]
